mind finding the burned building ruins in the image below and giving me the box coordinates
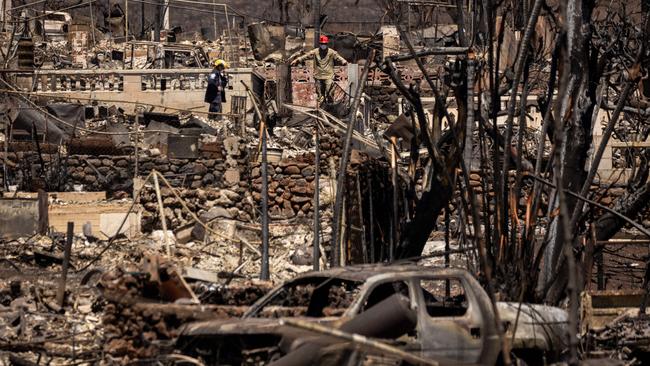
[1,0,650,365]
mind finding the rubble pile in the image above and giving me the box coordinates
[587,314,650,363]
[98,259,272,360]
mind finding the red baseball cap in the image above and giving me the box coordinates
[319,35,329,44]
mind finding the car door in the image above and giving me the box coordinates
[413,276,484,363]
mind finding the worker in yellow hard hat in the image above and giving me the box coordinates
[205,59,229,120]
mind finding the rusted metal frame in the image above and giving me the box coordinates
[499,0,545,250]
[330,50,375,267]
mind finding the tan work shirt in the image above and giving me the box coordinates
[295,48,347,80]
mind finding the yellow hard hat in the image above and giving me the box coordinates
[214,59,229,68]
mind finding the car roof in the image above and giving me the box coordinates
[288,263,469,283]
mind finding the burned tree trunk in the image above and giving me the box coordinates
[538,0,599,302]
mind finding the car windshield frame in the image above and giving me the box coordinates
[244,276,363,319]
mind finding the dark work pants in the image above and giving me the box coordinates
[208,98,222,120]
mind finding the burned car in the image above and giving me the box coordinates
[177,265,567,365]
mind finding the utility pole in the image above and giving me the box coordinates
[163,0,170,30]
[154,0,161,41]
[141,0,145,38]
[125,0,129,41]
[313,0,320,48]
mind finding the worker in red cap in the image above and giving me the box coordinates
[292,35,348,104]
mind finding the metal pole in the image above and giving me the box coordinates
[134,110,139,177]
[464,59,474,170]
[163,0,170,30]
[313,0,320,48]
[153,171,171,256]
[3,109,8,191]
[330,53,374,267]
[89,0,96,45]
[356,174,367,263]
[140,0,145,38]
[313,125,320,271]
[124,0,129,69]
[212,0,217,40]
[223,5,234,65]
[260,122,270,280]
[390,136,398,261]
[125,0,129,41]
[154,0,161,41]
[367,174,374,263]
[444,207,451,297]
[56,222,74,307]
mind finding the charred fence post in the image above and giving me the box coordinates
[56,222,74,307]
[367,173,375,263]
[313,125,320,271]
[37,189,48,235]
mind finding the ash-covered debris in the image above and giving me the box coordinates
[586,314,650,364]
[3,0,650,364]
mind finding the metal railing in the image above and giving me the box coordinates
[28,68,254,93]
